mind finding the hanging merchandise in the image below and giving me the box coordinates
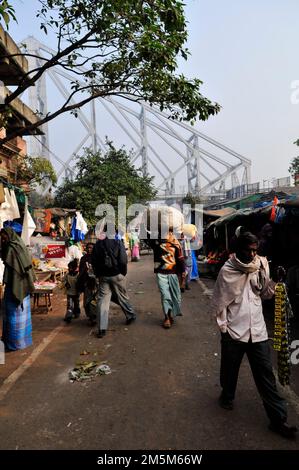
[21,197,36,246]
[57,218,66,237]
[275,206,285,224]
[2,187,14,221]
[71,214,85,241]
[75,211,88,235]
[14,187,26,206]
[273,282,293,386]
[269,196,279,222]
[4,188,19,219]
[9,189,20,219]
[33,208,52,233]
[0,183,5,204]
[3,220,23,234]
[67,242,82,261]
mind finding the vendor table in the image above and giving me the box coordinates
[34,268,65,283]
[32,283,56,313]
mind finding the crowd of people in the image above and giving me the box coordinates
[0,222,297,441]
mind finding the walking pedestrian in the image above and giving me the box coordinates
[92,226,136,338]
[212,229,297,439]
[149,228,185,328]
[129,229,140,262]
[179,232,192,292]
[63,259,81,323]
[77,243,97,325]
[0,227,35,351]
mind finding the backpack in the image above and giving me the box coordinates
[103,244,118,270]
[103,248,113,269]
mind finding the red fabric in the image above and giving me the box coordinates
[270,196,278,222]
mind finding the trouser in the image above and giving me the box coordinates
[220,332,287,425]
[83,287,97,320]
[65,295,80,320]
[97,274,136,330]
[185,266,191,288]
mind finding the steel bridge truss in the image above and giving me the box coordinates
[22,37,251,197]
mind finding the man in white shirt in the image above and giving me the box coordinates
[212,230,297,439]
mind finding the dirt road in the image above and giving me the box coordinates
[0,255,298,450]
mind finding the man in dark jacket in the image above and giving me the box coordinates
[92,228,136,338]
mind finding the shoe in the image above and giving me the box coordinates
[218,395,234,410]
[185,285,191,291]
[126,316,136,325]
[163,317,171,329]
[97,329,106,338]
[168,313,174,325]
[269,422,297,439]
[180,287,185,293]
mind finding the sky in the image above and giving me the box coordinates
[6,0,299,192]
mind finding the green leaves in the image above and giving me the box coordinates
[14,155,57,189]
[35,0,219,124]
[289,156,299,178]
[54,142,157,225]
[0,1,17,28]
[1,0,220,145]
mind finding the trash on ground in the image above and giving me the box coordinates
[69,361,112,382]
[80,350,90,355]
[95,364,111,375]
[135,291,144,294]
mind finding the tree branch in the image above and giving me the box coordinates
[0,84,144,147]
[4,29,96,105]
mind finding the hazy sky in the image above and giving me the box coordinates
[7,0,299,190]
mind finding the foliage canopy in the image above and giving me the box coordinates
[0,0,220,146]
[54,143,157,225]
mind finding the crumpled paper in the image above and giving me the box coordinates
[69,362,112,382]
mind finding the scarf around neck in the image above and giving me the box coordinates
[211,254,270,315]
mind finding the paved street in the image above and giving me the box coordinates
[0,255,298,450]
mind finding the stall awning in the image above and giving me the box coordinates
[203,208,237,219]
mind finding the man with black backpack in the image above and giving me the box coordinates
[91,226,136,338]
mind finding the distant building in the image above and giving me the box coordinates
[0,25,42,183]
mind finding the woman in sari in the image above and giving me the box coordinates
[0,227,35,350]
[129,229,140,262]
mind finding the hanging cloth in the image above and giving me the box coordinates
[75,211,88,235]
[71,215,85,241]
[1,188,14,221]
[270,196,279,222]
[0,183,5,204]
[21,197,36,246]
[10,189,20,219]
